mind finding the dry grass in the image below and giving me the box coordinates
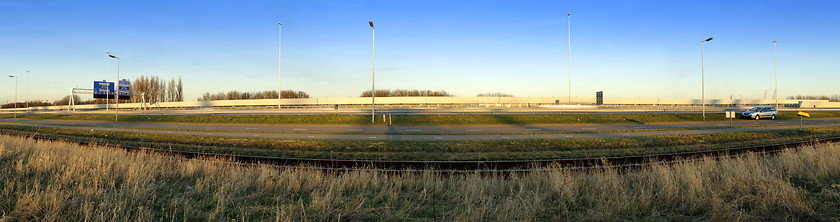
[1,135,839,221]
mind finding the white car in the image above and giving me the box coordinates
[741,106,778,120]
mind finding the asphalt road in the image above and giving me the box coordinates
[2,117,839,141]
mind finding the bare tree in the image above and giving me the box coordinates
[360,89,452,97]
[477,92,513,97]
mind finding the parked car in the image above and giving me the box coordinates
[741,106,777,120]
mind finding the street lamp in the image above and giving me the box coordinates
[8,75,17,118]
[108,54,120,122]
[369,20,375,124]
[25,70,29,109]
[773,40,778,108]
[277,22,283,109]
[567,13,572,105]
[701,37,713,121]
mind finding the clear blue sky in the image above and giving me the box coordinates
[1,0,838,103]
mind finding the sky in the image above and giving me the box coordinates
[1,0,839,103]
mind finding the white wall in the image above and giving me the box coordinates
[2,97,831,112]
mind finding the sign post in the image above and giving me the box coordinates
[725,111,736,127]
[797,111,811,131]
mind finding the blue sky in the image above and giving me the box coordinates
[1,0,838,103]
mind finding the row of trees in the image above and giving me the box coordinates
[130,76,183,103]
[476,92,514,97]
[360,89,452,97]
[787,95,840,102]
[198,90,310,101]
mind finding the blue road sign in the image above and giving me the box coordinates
[93,81,114,99]
[118,79,130,99]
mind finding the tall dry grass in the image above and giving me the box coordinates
[1,135,839,221]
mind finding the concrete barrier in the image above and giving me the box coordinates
[1,97,828,112]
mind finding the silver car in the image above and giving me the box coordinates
[741,106,778,120]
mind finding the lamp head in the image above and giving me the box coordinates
[8,75,15,78]
[704,37,713,42]
[278,22,282,25]
[369,21,374,28]
[773,40,778,43]
[109,55,117,59]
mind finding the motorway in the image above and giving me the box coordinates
[2,118,839,141]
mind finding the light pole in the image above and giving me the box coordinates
[567,13,572,105]
[109,54,120,122]
[773,40,778,108]
[277,22,283,109]
[701,37,713,121]
[25,70,29,109]
[369,21,375,124]
[8,75,17,118]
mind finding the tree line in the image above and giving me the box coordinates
[476,92,513,97]
[787,95,840,102]
[130,75,183,103]
[198,90,310,101]
[360,89,452,97]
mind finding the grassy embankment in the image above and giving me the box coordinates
[1,124,839,161]
[3,112,840,125]
[1,135,838,220]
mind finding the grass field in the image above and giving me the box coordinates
[1,124,839,161]
[1,135,838,220]
[2,111,840,125]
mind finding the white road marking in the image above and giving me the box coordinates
[308,136,315,138]
[501,136,510,139]
[405,129,422,132]
[434,137,443,139]
[253,134,261,137]
[565,135,573,138]
[582,128,596,130]
[466,129,483,132]
[369,137,377,139]
[293,129,307,131]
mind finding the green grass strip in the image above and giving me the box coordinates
[2,124,839,161]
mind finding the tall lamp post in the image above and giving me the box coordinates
[278,22,283,109]
[567,13,572,105]
[773,40,778,108]
[369,21,375,124]
[8,75,17,118]
[701,37,713,121]
[108,53,120,122]
[26,70,29,109]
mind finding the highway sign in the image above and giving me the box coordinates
[118,79,130,100]
[93,81,115,99]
